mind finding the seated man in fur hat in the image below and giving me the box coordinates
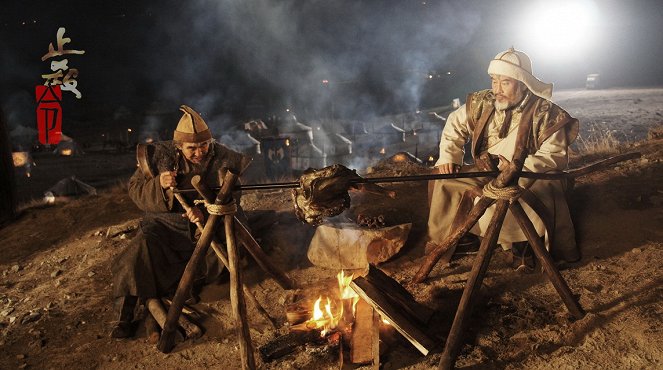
[110,105,250,338]
[427,48,580,271]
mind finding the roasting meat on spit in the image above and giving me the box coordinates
[292,164,395,225]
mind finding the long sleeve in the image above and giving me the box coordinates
[523,128,569,173]
[435,105,470,166]
[128,168,171,213]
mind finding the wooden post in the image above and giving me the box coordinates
[189,177,295,290]
[157,170,238,353]
[438,200,509,370]
[509,202,585,319]
[413,197,494,283]
[436,110,536,370]
[234,221,296,290]
[173,191,277,329]
[371,309,381,370]
[225,210,256,370]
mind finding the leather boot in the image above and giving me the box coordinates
[110,295,137,338]
[510,241,536,273]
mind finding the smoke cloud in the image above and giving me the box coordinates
[144,0,481,123]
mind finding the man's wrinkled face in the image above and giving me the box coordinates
[181,141,211,164]
[491,75,525,110]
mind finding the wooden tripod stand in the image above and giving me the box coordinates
[413,118,585,370]
[157,169,295,370]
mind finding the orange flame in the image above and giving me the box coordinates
[307,296,337,336]
[338,270,359,318]
[305,270,360,337]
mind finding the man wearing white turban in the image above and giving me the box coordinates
[427,48,580,271]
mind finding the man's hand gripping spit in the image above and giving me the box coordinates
[436,163,461,174]
[160,171,204,223]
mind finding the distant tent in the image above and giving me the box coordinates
[243,119,268,132]
[53,134,84,156]
[45,176,97,197]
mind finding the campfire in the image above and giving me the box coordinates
[262,266,435,366]
[299,271,359,336]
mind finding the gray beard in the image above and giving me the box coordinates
[495,97,523,111]
[494,100,510,111]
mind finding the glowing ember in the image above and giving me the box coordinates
[60,148,73,156]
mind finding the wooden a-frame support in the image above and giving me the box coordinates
[157,169,296,370]
[412,117,586,370]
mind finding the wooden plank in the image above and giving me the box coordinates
[226,215,256,370]
[371,307,381,369]
[351,278,435,356]
[351,299,375,364]
[363,265,434,324]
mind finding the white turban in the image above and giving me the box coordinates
[487,48,553,100]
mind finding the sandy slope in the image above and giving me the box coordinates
[1,88,662,369]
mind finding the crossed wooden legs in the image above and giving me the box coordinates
[415,184,585,370]
[157,170,295,370]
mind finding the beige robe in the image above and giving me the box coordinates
[427,93,579,262]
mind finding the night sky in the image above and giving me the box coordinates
[2,0,662,134]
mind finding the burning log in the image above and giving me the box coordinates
[350,265,435,356]
[286,299,313,326]
[258,330,325,362]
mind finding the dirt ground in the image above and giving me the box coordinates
[1,87,662,369]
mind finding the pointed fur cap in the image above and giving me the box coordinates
[173,105,212,143]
